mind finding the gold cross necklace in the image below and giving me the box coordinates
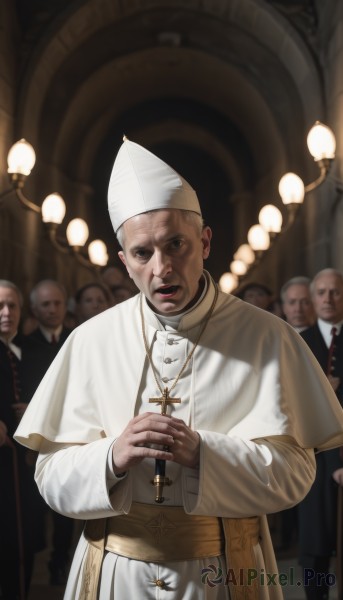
[139,279,218,502]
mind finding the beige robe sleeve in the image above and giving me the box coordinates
[182,434,316,517]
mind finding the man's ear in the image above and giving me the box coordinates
[118,250,126,267]
[118,250,131,278]
[201,226,212,260]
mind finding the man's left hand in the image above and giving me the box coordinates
[168,416,200,469]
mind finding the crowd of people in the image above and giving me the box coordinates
[1,138,343,600]
[0,268,135,599]
[237,270,343,600]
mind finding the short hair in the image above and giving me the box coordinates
[75,282,111,305]
[236,282,272,300]
[310,268,343,296]
[0,279,23,307]
[280,276,311,303]
[116,209,204,249]
[30,279,67,307]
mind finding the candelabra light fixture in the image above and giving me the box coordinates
[219,121,336,294]
[6,139,109,269]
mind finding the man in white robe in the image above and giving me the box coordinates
[15,139,343,600]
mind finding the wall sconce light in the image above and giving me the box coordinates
[230,259,248,277]
[278,121,335,220]
[5,139,108,270]
[247,224,270,254]
[41,193,66,224]
[233,244,255,266]
[258,204,283,238]
[219,272,238,294]
[88,240,109,266]
[222,121,336,292]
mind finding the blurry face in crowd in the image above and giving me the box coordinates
[77,286,109,322]
[31,283,66,330]
[110,285,133,306]
[102,267,125,289]
[119,209,211,316]
[311,272,343,324]
[282,284,315,328]
[242,287,271,310]
[0,286,21,340]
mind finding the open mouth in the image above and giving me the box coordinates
[157,286,179,296]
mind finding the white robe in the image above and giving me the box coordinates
[15,274,343,599]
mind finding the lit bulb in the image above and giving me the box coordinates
[234,244,255,265]
[7,139,36,176]
[307,122,336,161]
[219,272,238,294]
[278,173,305,205]
[258,204,283,233]
[230,259,247,276]
[41,194,66,224]
[247,224,270,251]
[88,240,108,266]
[66,218,89,247]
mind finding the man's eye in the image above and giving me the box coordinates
[136,250,150,259]
[171,239,182,249]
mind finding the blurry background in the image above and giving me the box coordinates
[1,0,342,303]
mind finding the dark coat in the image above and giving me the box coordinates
[298,323,343,559]
[21,327,72,403]
[0,337,37,595]
[20,326,74,567]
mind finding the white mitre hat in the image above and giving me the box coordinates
[108,137,201,233]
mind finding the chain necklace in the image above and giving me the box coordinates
[140,280,219,412]
[140,278,218,503]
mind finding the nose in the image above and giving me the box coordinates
[152,251,172,278]
[2,304,10,316]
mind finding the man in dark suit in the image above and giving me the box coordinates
[0,279,36,599]
[298,268,343,600]
[21,279,74,587]
[22,279,72,402]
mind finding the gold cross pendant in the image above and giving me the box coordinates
[149,387,181,415]
[149,387,181,503]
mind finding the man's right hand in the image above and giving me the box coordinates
[112,412,176,474]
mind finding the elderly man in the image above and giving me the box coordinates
[298,268,343,600]
[281,276,315,333]
[0,280,35,599]
[15,140,343,600]
[21,279,74,586]
[22,279,71,388]
[275,277,315,553]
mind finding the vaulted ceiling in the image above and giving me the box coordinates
[12,0,323,281]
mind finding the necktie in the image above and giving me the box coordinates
[51,333,57,344]
[7,347,21,403]
[327,326,337,376]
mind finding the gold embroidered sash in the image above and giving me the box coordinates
[78,503,260,600]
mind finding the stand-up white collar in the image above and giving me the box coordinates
[143,271,217,332]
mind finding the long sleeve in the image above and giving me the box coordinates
[35,437,131,519]
[183,434,316,517]
[35,433,315,521]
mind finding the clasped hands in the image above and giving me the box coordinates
[112,412,200,476]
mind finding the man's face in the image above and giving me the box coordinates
[312,273,343,324]
[118,209,211,315]
[31,283,66,330]
[282,284,315,328]
[0,287,21,340]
